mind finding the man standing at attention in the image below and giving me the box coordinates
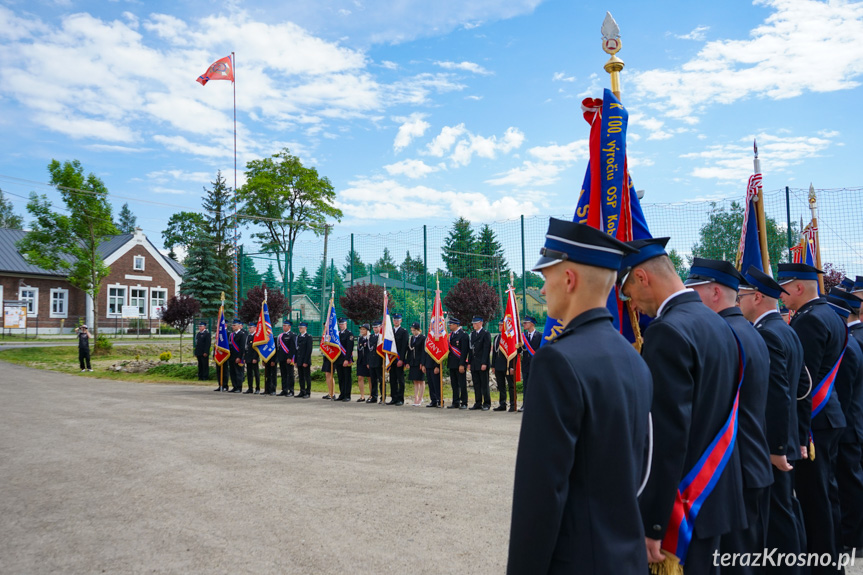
[507,218,651,574]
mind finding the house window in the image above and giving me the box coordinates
[50,288,69,318]
[19,287,38,317]
[150,289,167,318]
[133,256,145,271]
[108,286,126,316]
[130,288,147,317]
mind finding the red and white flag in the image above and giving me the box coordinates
[197,55,234,86]
[425,276,449,365]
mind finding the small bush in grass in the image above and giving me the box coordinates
[147,363,199,380]
[94,335,113,356]
[159,351,172,362]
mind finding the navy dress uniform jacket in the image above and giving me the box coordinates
[754,311,806,458]
[295,332,313,366]
[446,329,469,370]
[276,331,297,363]
[639,291,747,541]
[835,334,863,444]
[367,333,382,368]
[790,298,847,432]
[338,329,354,364]
[194,329,211,356]
[521,330,541,367]
[720,307,773,489]
[507,308,652,575]
[229,329,247,362]
[469,328,491,370]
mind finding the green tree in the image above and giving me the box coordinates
[261,263,280,289]
[310,258,345,308]
[16,160,119,337]
[162,211,206,259]
[294,267,311,296]
[668,249,688,281]
[373,247,399,278]
[238,253,262,299]
[690,201,792,276]
[400,250,425,279]
[441,217,476,278]
[202,171,235,281]
[181,234,232,319]
[116,202,137,233]
[237,148,342,288]
[342,249,367,280]
[475,224,508,281]
[0,188,24,229]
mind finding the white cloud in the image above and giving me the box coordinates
[633,0,863,120]
[675,25,710,41]
[681,132,834,181]
[552,71,575,82]
[388,73,467,105]
[450,126,524,166]
[383,159,440,179]
[528,140,588,164]
[393,113,430,152]
[338,177,538,222]
[576,73,602,99]
[465,95,483,101]
[435,60,492,75]
[147,169,213,184]
[425,124,468,157]
[379,60,398,70]
[485,161,562,187]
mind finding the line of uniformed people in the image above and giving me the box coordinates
[505,216,863,575]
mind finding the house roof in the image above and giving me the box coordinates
[0,228,185,277]
[290,293,319,311]
[348,274,425,291]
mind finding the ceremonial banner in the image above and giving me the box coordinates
[252,298,276,362]
[320,296,341,364]
[736,174,764,273]
[500,283,522,361]
[542,88,651,346]
[197,55,234,86]
[425,278,449,365]
[377,290,397,368]
[213,301,230,366]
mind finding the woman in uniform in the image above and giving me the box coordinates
[407,322,426,406]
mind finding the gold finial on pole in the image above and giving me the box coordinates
[220,291,225,301]
[808,183,824,292]
[601,12,624,100]
[752,139,772,274]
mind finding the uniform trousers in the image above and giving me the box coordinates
[263,363,277,394]
[449,368,467,407]
[521,360,531,399]
[196,354,209,379]
[296,365,311,395]
[494,371,514,406]
[720,487,770,574]
[229,360,244,390]
[246,362,260,391]
[795,426,844,574]
[337,363,352,399]
[79,347,91,370]
[682,534,721,575]
[472,369,490,407]
[217,363,230,390]
[766,465,807,574]
[427,367,441,406]
[369,367,382,399]
[837,441,863,549]
[389,364,405,403]
[279,361,294,393]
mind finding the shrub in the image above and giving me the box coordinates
[159,351,172,362]
[147,363,200,380]
[94,335,113,356]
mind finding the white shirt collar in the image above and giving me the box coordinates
[657,288,694,318]
[849,320,861,327]
[754,309,779,326]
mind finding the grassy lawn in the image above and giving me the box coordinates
[0,344,509,401]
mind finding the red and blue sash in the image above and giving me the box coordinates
[522,332,536,357]
[230,333,240,353]
[811,327,849,418]
[449,334,463,358]
[661,330,746,565]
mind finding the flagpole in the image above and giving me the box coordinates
[437,275,443,408]
[602,12,643,352]
[808,184,824,293]
[220,291,225,390]
[232,51,239,317]
[753,141,772,273]
[509,272,519,412]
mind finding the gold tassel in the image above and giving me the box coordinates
[649,553,684,575]
[809,439,816,461]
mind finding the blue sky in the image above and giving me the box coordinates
[1,0,862,259]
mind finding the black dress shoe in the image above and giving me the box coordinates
[356,397,365,402]
[395,401,404,406]
[286,391,294,397]
[481,406,490,411]
[277,391,288,397]
[341,397,351,402]
[366,397,376,403]
[459,405,468,410]
[508,406,517,412]
[213,387,222,392]
[468,404,482,410]
[386,400,396,405]
[322,395,332,400]
[254,390,260,394]
[244,389,253,394]
[426,402,438,408]
[446,404,461,409]
[229,388,241,393]
[493,405,507,411]
[517,406,524,412]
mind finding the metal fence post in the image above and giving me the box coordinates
[423,225,428,330]
[521,215,527,315]
[320,224,329,336]
[238,244,244,310]
[785,186,793,262]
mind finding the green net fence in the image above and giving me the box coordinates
[239,186,863,336]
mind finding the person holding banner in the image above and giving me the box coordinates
[446,318,469,410]
[407,322,426,406]
[507,219,651,574]
[366,321,383,403]
[336,318,354,402]
[617,237,747,574]
[276,321,296,397]
[387,314,408,406]
[520,317,540,405]
[244,320,261,394]
[295,322,312,398]
[228,319,246,393]
[468,317,492,411]
[424,350,442,408]
[355,324,370,402]
[779,263,848,573]
[492,320,516,412]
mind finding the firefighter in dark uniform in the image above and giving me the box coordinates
[387,314,409,405]
[779,263,848,573]
[446,318,469,410]
[276,321,296,397]
[244,321,261,394]
[618,237,747,575]
[507,219,651,574]
[491,319,516,412]
[355,324,370,402]
[738,266,808,572]
[684,259,773,572]
[335,318,354,402]
[425,340,443,409]
[367,321,383,403]
[520,316,540,407]
[262,326,278,396]
[468,316,491,411]
[294,322,312,398]
[228,319,246,393]
[826,288,863,552]
[407,322,426,405]
[194,321,211,380]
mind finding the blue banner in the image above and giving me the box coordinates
[599,92,628,236]
[739,197,763,274]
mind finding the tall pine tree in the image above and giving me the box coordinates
[293,267,311,296]
[238,253,262,298]
[117,203,137,233]
[441,217,476,278]
[374,247,400,278]
[0,188,24,229]
[202,171,235,283]
[181,235,231,319]
[475,224,509,282]
[261,263,280,290]
[342,249,367,280]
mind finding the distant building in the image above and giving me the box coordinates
[0,227,184,333]
[289,294,320,324]
[343,273,425,292]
